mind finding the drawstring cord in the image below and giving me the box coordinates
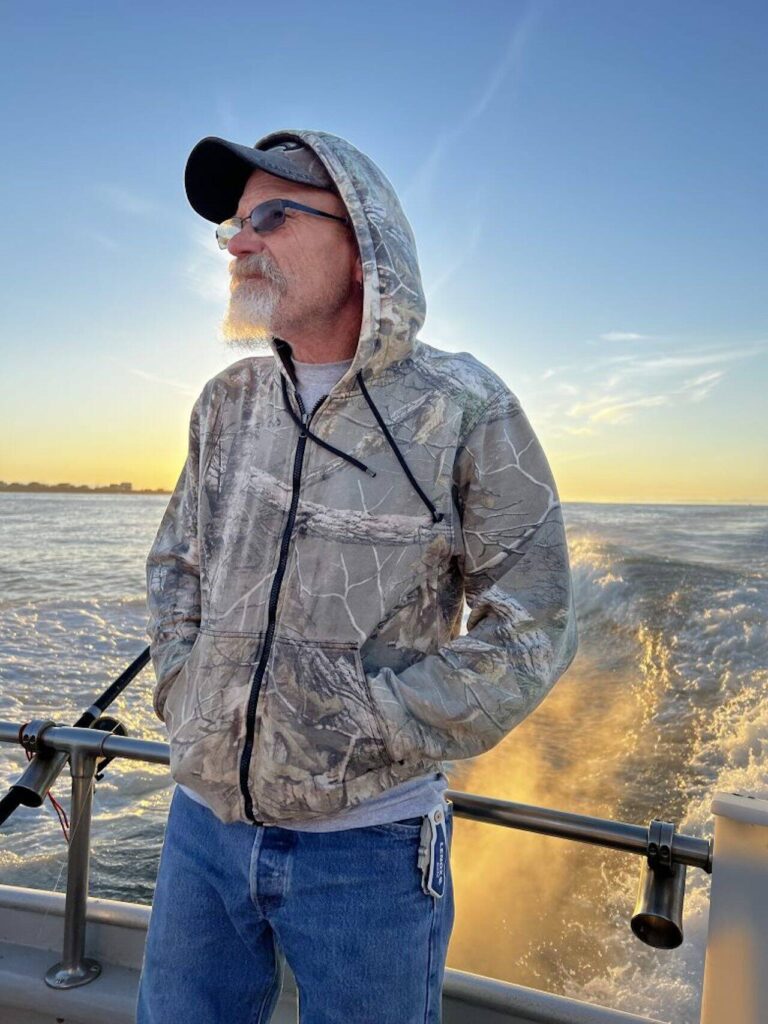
[280,375,375,477]
[279,370,444,524]
[356,372,444,524]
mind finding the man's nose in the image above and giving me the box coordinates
[227,223,267,258]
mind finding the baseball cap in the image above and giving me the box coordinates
[185,135,335,224]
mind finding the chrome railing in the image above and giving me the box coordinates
[0,719,713,990]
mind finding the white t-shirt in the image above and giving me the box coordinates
[292,355,354,412]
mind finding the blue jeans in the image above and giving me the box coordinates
[136,785,455,1023]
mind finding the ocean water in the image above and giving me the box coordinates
[1,493,767,1022]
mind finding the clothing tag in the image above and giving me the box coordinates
[419,804,447,899]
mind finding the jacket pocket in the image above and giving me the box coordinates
[253,636,395,794]
[160,636,201,735]
[164,630,261,822]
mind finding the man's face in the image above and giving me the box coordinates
[220,168,361,351]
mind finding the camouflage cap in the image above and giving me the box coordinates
[185,135,335,224]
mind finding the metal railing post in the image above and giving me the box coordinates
[44,746,102,989]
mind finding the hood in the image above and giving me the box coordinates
[251,128,426,386]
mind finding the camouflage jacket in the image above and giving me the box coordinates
[146,127,579,826]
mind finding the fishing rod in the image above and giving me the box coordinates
[0,646,151,828]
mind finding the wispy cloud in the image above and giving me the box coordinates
[566,365,727,425]
[407,2,550,300]
[403,3,547,206]
[127,368,201,395]
[183,222,230,305]
[526,339,768,436]
[599,331,657,342]
[562,424,597,437]
[214,94,243,138]
[568,392,670,425]
[540,364,577,387]
[602,344,767,374]
[101,354,200,397]
[423,178,490,301]
[83,230,121,252]
[679,369,725,402]
[94,184,163,217]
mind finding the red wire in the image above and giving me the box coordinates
[24,748,70,843]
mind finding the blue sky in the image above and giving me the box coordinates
[1,0,766,501]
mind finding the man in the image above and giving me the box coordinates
[137,129,579,1023]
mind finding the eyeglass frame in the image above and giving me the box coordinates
[215,197,351,249]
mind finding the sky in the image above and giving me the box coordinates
[1,0,766,503]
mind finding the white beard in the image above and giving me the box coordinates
[220,253,287,352]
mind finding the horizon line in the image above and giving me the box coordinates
[0,485,765,509]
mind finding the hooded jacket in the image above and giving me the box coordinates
[146,127,579,827]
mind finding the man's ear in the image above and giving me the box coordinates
[354,254,363,288]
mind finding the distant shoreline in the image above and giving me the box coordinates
[0,484,171,495]
[0,486,764,506]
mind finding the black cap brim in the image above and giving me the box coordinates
[185,137,281,224]
[185,135,333,224]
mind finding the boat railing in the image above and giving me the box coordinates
[0,718,713,995]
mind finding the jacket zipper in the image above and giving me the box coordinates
[238,389,327,824]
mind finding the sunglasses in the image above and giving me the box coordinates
[216,198,350,249]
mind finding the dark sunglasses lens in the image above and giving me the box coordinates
[251,200,286,233]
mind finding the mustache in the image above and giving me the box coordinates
[229,253,284,284]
